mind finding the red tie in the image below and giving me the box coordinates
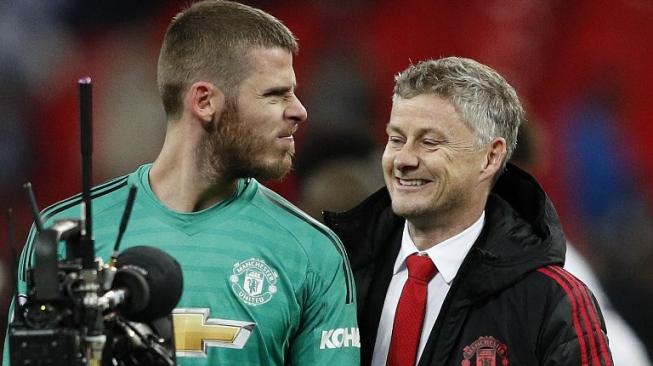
[387,254,438,366]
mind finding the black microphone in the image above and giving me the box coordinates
[101,246,183,323]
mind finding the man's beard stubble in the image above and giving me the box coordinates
[198,101,293,183]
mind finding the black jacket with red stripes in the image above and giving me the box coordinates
[324,163,613,366]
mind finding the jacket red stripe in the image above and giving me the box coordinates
[549,266,601,366]
[550,266,612,366]
[538,266,590,365]
[549,266,601,365]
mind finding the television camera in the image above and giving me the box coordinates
[6,78,182,366]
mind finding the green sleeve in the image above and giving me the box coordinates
[288,254,360,365]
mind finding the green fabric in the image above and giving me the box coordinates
[4,164,359,365]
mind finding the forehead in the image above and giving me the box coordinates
[240,47,296,87]
[388,94,467,133]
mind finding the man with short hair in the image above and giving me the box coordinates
[325,57,612,365]
[5,1,359,365]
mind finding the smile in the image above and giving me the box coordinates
[397,178,429,187]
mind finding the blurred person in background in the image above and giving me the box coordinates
[295,126,383,221]
[325,57,613,366]
[3,1,359,365]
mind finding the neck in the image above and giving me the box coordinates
[149,119,237,213]
[407,204,486,251]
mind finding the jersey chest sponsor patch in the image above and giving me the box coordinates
[173,308,256,358]
[230,257,279,306]
[461,336,509,366]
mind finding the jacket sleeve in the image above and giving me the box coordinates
[288,236,360,365]
[537,266,613,366]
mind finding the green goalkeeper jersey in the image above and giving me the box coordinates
[5,164,360,365]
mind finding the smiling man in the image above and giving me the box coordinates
[5,1,359,365]
[325,57,612,366]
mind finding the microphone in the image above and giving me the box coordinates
[101,246,183,323]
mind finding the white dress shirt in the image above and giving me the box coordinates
[371,212,485,366]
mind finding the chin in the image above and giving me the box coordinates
[252,157,292,181]
[391,201,427,219]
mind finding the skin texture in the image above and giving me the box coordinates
[382,94,505,250]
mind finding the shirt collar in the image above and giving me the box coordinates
[395,211,485,284]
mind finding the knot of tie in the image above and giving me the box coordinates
[406,253,437,283]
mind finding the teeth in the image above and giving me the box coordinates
[398,179,426,186]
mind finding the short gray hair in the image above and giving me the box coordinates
[393,57,524,169]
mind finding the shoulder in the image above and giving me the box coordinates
[532,265,606,334]
[494,265,606,338]
[249,181,345,254]
[513,265,600,315]
[18,174,131,280]
[39,175,130,225]
[533,265,596,305]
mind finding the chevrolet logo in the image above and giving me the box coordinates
[173,308,256,357]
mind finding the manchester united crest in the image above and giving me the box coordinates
[230,258,278,306]
[461,336,509,366]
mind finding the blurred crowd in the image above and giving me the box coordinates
[1,0,652,362]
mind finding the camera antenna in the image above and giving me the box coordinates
[110,185,138,266]
[79,77,95,268]
[23,182,44,233]
[5,208,23,322]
